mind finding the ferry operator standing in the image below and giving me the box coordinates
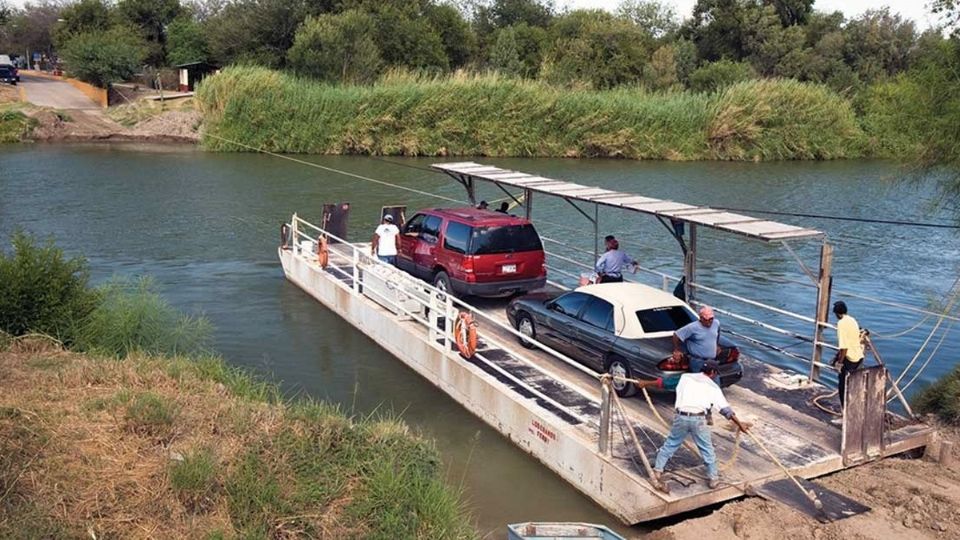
[371,214,400,266]
[832,301,864,412]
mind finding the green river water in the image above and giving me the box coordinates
[2,143,958,536]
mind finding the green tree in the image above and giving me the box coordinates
[117,0,183,65]
[688,59,756,92]
[684,0,758,62]
[646,44,678,89]
[166,14,210,65]
[842,8,916,83]
[60,26,147,86]
[205,0,312,68]
[673,38,698,86]
[473,0,554,33]
[424,3,475,69]
[768,0,813,26]
[541,9,651,88]
[616,0,678,40]
[1,2,62,58]
[489,25,523,76]
[743,4,805,76]
[53,0,112,48]
[367,4,448,70]
[287,10,382,83]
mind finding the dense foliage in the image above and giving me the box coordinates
[58,25,147,86]
[0,231,100,346]
[0,0,952,93]
[197,65,865,160]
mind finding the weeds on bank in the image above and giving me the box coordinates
[0,231,476,538]
[198,65,868,160]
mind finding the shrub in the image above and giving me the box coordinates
[0,110,38,143]
[125,391,178,436]
[60,26,147,86]
[0,231,100,345]
[170,447,218,512]
[913,364,960,425]
[689,59,757,93]
[76,276,212,359]
[707,78,864,160]
[287,11,382,84]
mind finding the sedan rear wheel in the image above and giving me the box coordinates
[606,355,636,398]
[516,313,536,349]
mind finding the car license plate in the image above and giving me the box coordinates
[502,264,517,274]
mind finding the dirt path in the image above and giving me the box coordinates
[19,73,101,109]
[649,433,960,540]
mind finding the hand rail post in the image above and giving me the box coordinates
[352,247,360,293]
[443,293,453,353]
[428,291,438,345]
[291,213,299,254]
[599,382,612,456]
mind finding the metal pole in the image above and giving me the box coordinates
[524,189,532,221]
[593,203,599,264]
[810,242,833,383]
[684,224,697,302]
[864,335,916,418]
[599,383,612,456]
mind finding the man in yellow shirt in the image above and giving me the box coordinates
[833,301,865,411]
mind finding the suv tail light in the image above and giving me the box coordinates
[720,346,740,364]
[658,355,689,371]
[462,256,476,283]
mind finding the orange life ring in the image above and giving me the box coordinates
[316,235,329,268]
[454,311,478,359]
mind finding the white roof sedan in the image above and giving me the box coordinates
[575,282,698,339]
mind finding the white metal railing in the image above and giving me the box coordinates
[288,214,606,428]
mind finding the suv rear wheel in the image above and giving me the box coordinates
[605,355,636,398]
[433,271,454,296]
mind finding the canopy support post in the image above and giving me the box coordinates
[594,203,600,264]
[524,189,533,220]
[684,224,697,302]
[810,241,834,383]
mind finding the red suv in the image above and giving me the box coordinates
[397,207,547,297]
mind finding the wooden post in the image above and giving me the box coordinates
[809,242,833,383]
[940,441,955,468]
[599,383,612,456]
[684,224,697,302]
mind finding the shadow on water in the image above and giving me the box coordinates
[2,143,958,537]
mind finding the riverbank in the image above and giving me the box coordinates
[651,434,960,540]
[0,89,201,144]
[0,340,475,538]
[197,66,885,161]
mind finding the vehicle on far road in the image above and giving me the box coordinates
[0,65,17,85]
[397,207,547,297]
[0,55,17,82]
[506,282,743,397]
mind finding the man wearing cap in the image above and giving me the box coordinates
[673,306,721,375]
[833,301,864,411]
[594,235,638,283]
[371,214,400,266]
[636,360,748,492]
[477,200,489,210]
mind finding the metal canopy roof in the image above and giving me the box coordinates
[431,161,824,242]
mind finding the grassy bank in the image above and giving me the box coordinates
[197,66,867,161]
[0,232,475,538]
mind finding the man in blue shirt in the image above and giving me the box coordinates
[594,235,637,283]
[673,306,720,374]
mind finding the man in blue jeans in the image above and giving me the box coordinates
[636,361,748,493]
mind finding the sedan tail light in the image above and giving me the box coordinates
[657,355,689,371]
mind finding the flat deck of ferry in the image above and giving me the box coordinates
[319,242,932,522]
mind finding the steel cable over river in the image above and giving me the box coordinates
[2,143,958,535]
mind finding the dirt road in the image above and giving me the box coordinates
[19,73,101,109]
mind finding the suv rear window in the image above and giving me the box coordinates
[0,67,11,76]
[469,224,542,255]
[636,306,695,333]
[443,221,471,254]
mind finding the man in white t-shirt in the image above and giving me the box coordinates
[371,214,400,265]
